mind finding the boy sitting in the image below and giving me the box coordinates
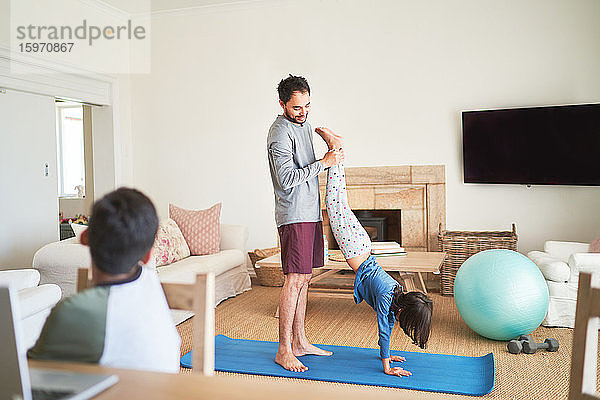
[28,188,181,373]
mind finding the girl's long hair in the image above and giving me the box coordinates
[390,287,433,349]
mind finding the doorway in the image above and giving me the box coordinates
[56,101,94,240]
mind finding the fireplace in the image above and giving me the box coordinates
[318,165,445,291]
[319,165,445,252]
[356,211,387,241]
[325,209,401,250]
[356,209,401,242]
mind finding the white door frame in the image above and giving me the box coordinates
[0,45,123,190]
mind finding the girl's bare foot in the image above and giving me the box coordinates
[315,127,344,150]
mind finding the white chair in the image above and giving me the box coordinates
[528,241,600,328]
[77,268,215,375]
[0,269,61,351]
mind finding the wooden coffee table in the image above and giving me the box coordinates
[256,250,445,316]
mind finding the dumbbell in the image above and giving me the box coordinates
[507,335,532,354]
[522,338,559,354]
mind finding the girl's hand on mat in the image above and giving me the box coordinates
[385,367,412,377]
[382,357,410,376]
[390,355,406,363]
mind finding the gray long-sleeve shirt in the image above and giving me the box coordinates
[267,115,324,227]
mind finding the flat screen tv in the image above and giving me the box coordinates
[462,103,600,186]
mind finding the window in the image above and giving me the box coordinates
[56,104,85,198]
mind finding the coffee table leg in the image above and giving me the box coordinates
[310,269,341,284]
[417,272,428,294]
[395,272,416,292]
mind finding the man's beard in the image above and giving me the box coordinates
[284,109,308,125]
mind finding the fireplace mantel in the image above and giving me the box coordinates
[319,165,446,252]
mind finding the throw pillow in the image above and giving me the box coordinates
[590,237,600,253]
[151,219,191,267]
[169,203,221,255]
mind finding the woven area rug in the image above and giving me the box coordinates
[177,284,600,399]
[171,309,193,326]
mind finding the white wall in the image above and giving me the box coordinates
[129,0,600,252]
[90,105,117,199]
[59,198,88,218]
[0,90,58,268]
[0,0,135,267]
[0,0,8,47]
[113,74,135,187]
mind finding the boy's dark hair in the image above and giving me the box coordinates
[277,74,310,104]
[390,288,433,349]
[87,188,158,275]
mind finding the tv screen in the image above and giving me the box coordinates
[462,103,600,186]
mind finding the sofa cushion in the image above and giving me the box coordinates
[544,241,590,262]
[152,219,190,267]
[169,203,221,256]
[156,249,244,283]
[527,251,570,282]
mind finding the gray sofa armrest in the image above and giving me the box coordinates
[220,224,248,252]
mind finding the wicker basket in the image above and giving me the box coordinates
[438,223,518,296]
[248,247,283,287]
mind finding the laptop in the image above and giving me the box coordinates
[0,285,119,400]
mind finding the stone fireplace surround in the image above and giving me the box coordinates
[318,165,446,290]
[319,165,446,253]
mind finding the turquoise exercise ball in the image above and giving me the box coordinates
[453,249,549,340]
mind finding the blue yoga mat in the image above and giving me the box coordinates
[181,335,495,396]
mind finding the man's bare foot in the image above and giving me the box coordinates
[292,342,333,357]
[315,127,343,150]
[275,351,308,372]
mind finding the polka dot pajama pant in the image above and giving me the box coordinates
[325,163,372,260]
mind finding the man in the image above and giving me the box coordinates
[267,74,343,372]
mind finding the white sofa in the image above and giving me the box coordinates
[527,241,600,328]
[0,269,61,351]
[32,224,252,306]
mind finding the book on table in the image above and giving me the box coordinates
[374,252,408,257]
[371,241,406,255]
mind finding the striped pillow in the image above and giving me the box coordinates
[169,203,221,255]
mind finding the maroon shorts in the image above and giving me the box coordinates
[278,221,324,275]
